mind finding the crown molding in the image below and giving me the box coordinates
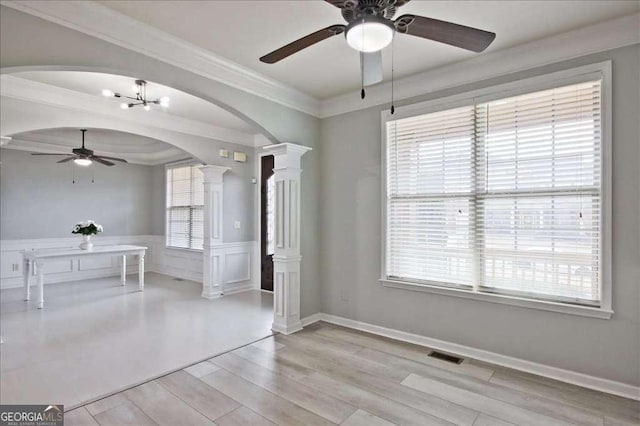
[0,75,267,147]
[0,0,320,117]
[319,13,640,118]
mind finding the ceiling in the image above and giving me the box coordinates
[12,71,255,133]
[8,128,188,165]
[99,0,640,99]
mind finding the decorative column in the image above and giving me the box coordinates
[200,165,230,299]
[263,143,311,334]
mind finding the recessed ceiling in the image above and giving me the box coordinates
[8,127,188,165]
[99,0,639,99]
[12,71,255,133]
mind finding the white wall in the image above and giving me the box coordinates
[319,44,640,387]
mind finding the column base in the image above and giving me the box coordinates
[271,320,303,335]
[201,289,223,299]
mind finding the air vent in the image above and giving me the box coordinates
[428,351,464,364]
[173,278,184,282]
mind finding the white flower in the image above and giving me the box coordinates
[97,225,104,232]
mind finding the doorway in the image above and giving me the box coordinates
[260,155,275,291]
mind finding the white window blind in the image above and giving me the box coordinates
[166,164,204,250]
[386,80,602,306]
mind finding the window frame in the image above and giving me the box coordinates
[165,160,205,252]
[380,61,612,319]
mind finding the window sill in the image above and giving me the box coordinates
[165,246,203,254]
[380,278,613,320]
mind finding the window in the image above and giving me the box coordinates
[166,163,204,250]
[384,67,610,316]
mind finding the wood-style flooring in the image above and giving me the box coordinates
[65,321,640,426]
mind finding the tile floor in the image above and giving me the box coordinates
[0,273,273,409]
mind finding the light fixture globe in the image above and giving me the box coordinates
[74,158,92,167]
[346,16,394,53]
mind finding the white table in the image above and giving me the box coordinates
[23,245,147,309]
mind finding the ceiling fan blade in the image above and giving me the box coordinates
[93,155,128,163]
[361,51,383,87]
[56,156,77,163]
[395,15,496,52]
[31,153,71,156]
[92,157,115,166]
[260,25,346,64]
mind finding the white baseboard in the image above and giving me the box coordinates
[301,312,640,401]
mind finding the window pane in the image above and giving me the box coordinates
[166,164,204,250]
[478,195,600,302]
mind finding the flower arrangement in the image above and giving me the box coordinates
[72,220,104,236]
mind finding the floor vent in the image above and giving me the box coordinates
[428,351,464,364]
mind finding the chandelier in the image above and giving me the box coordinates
[102,80,170,111]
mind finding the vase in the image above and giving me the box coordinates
[80,235,93,250]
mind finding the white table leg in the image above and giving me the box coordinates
[23,259,30,301]
[37,261,44,309]
[121,255,126,286]
[138,253,145,291]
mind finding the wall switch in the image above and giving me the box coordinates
[219,149,229,158]
[233,151,247,162]
[234,220,241,229]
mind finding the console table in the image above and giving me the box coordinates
[22,245,147,309]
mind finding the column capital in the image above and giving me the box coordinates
[199,165,230,183]
[263,143,312,158]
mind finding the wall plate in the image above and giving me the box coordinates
[233,152,247,163]
[219,149,229,158]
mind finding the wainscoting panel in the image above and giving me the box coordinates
[0,236,259,293]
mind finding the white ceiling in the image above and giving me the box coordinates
[8,128,188,165]
[12,71,255,133]
[99,0,640,99]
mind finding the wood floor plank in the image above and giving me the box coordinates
[490,371,640,421]
[355,347,604,426]
[249,337,286,353]
[341,409,396,426]
[210,351,357,424]
[93,401,157,426]
[303,371,454,426]
[64,407,100,426]
[184,360,221,378]
[123,380,214,425]
[215,406,276,426]
[85,393,129,416]
[200,368,334,426]
[402,373,574,426]
[315,326,494,380]
[472,414,515,426]
[232,344,315,381]
[268,344,477,425]
[157,370,240,421]
[275,334,409,382]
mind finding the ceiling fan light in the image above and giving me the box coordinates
[143,104,151,111]
[120,102,129,109]
[346,18,394,52]
[101,89,114,97]
[160,96,170,107]
[74,158,92,167]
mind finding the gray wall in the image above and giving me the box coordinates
[0,147,258,244]
[319,44,640,386]
[0,148,162,238]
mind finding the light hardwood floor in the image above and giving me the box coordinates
[65,321,640,426]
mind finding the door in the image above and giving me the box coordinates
[261,155,275,291]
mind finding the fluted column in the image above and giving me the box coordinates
[200,165,230,299]
[263,143,311,334]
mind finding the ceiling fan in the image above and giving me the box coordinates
[31,129,128,167]
[260,0,496,87]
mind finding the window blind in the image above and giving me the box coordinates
[386,80,602,305]
[166,164,204,250]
